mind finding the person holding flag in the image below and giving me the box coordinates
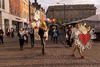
[38,19,48,55]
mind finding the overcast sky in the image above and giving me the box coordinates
[30,0,100,14]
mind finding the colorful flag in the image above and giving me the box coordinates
[33,21,36,28]
[41,21,47,30]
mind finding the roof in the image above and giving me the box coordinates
[47,4,96,11]
[66,19,85,25]
[84,14,100,21]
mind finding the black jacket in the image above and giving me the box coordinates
[0,29,4,37]
[38,28,45,38]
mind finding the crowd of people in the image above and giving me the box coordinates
[6,28,15,38]
[17,27,47,55]
[0,22,96,58]
[48,22,96,59]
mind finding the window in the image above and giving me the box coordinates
[2,0,5,9]
[70,18,73,21]
[15,6,17,15]
[24,11,26,18]
[0,0,1,8]
[11,5,13,14]
[18,8,20,17]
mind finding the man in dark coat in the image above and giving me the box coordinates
[0,28,4,44]
[29,28,34,48]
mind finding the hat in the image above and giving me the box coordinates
[79,23,89,34]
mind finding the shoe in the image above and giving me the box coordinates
[71,54,75,57]
[20,48,23,51]
[31,45,34,48]
[42,48,46,55]
[80,56,85,59]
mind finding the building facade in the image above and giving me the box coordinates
[0,0,10,33]
[29,2,35,23]
[0,0,24,33]
[46,4,96,25]
[9,0,25,32]
[0,0,31,33]
[40,8,46,23]
[31,0,46,27]
[21,0,29,25]
[9,0,21,17]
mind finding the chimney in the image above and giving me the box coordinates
[35,0,37,3]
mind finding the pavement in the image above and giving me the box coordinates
[0,36,100,67]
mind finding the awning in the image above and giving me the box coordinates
[66,19,85,25]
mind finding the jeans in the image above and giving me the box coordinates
[53,37,58,43]
[30,37,34,48]
[0,36,3,44]
[40,37,45,55]
[19,39,24,50]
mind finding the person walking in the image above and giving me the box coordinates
[67,27,72,47]
[18,28,25,50]
[0,28,4,44]
[52,27,59,44]
[71,23,92,59]
[29,28,34,48]
[11,28,15,38]
[24,28,29,44]
[90,28,96,41]
[38,27,46,55]
[7,28,10,37]
[65,31,68,46]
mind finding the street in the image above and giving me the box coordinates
[0,37,100,67]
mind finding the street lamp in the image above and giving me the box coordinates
[57,2,66,23]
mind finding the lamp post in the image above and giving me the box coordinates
[64,3,65,23]
[57,3,66,24]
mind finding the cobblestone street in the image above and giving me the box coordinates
[0,37,99,67]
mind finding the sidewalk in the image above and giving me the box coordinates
[0,37,100,67]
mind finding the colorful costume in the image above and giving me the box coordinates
[74,24,92,51]
[74,30,92,51]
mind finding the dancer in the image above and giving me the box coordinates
[71,23,92,59]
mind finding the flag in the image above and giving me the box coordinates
[33,21,35,28]
[41,21,47,30]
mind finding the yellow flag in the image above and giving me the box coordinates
[41,21,47,30]
[33,21,35,28]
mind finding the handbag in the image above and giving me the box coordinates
[43,31,48,40]
[24,36,27,40]
[44,31,48,38]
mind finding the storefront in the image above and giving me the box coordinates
[1,11,24,34]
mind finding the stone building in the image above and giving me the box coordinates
[29,2,35,23]
[0,0,30,34]
[30,0,46,27]
[46,4,96,25]
[39,7,46,23]
[0,0,24,33]
[9,0,24,32]
[20,0,29,27]
[0,0,10,33]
